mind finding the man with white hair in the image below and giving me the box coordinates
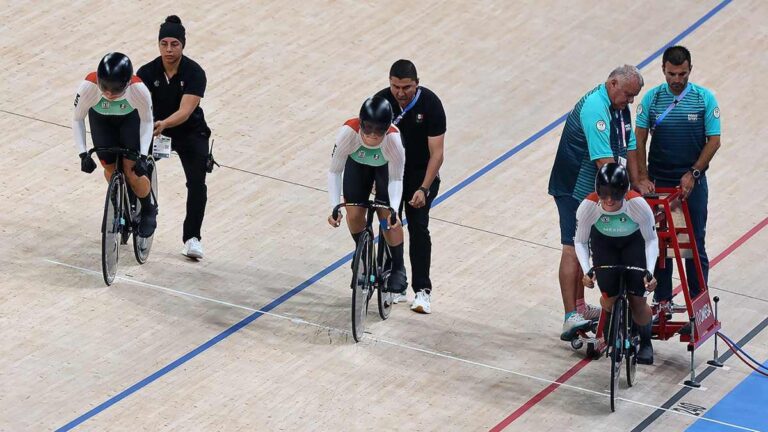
[548,65,645,341]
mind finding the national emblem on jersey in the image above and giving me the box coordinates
[358,150,366,158]
[601,216,610,223]
[713,107,720,118]
[596,120,606,131]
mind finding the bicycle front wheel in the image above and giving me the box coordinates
[101,174,123,286]
[377,234,393,320]
[626,304,638,387]
[609,297,625,412]
[133,158,158,264]
[351,230,372,342]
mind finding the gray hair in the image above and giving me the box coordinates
[608,64,644,87]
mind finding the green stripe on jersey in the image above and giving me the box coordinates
[348,145,387,167]
[92,97,135,116]
[594,212,639,237]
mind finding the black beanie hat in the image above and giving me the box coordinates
[159,15,186,47]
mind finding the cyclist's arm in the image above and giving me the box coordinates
[382,133,405,212]
[72,80,98,154]
[327,126,355,208]
[126,82,154,156]
[628,197,659,273]
[574,198,599,274]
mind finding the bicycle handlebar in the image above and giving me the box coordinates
[587,265,653,281]
[332,202,397,227]
[87,147,142,158]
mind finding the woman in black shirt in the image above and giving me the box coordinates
[137,15,211,260]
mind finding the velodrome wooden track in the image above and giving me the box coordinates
[0,1,766,431]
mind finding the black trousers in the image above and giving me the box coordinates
[399,170,440,293]
[172,131,209,243]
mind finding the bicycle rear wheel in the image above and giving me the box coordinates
[609,297,625,412]
[133,158,158,264]
[101,173,123,286]
[351,230,372,342]
[377,234,393,320]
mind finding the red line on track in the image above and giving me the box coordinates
[489,216,768,431]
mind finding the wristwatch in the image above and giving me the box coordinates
[418,186,430,197]
[689,167,702,179]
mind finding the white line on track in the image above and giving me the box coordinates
[44,258,758,432]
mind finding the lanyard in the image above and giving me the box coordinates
[652,83,691,131]
[393,88,422,125]
[615,110,627,149]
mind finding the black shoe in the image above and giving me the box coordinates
[385,269,408,294]
[138,204,158,237]
[637,340,654,365]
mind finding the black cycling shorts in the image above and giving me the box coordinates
[591,229,647,297]
[88,108,141,164]
[342,157,390,205]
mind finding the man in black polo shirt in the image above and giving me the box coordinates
[137,15,211,260]
[375,59,446,314]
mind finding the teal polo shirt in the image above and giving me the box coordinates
[636,82,720,182]
[549,84,636,201]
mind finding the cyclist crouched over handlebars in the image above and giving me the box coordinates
[575,163,659,364]
[327,96,408,294]
[73,52,158,238]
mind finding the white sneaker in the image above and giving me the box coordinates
[392,292,408,304]
[581,303,602,321]
[182,238,204,259]
[411,291,431,314]
[560,312,590,341]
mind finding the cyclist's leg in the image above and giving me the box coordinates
[372,164,406,293]
[623,232,654,363]
[118,112,156,236]
[88,110,118,181]
[591,229,624,341]
[342,158,372,241]
[119,111,150,198]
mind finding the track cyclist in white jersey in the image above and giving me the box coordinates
[575,163,659,364]
[327,96,408,294]
[73,52,157,237]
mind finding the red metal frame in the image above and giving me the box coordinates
[645,187,720,350]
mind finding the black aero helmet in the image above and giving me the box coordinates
[97,52,133,94]
[359,96,393,136]
[595,163,630,201]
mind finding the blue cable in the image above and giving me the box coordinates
[717,331,768,372]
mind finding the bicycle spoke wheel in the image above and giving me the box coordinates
[377,235,393,320]
[351,231,371,342]
[101,175,122,286]
[133,158,157,264]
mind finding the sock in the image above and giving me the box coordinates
[564,310,577,322]
[351,231,363,246]
[576,298,586,314]
[139,193,154,210]
[637,321,652,344]
[390,243,404,271]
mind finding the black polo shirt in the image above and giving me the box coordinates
[136,55,210,139]
[375,86,446,171]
